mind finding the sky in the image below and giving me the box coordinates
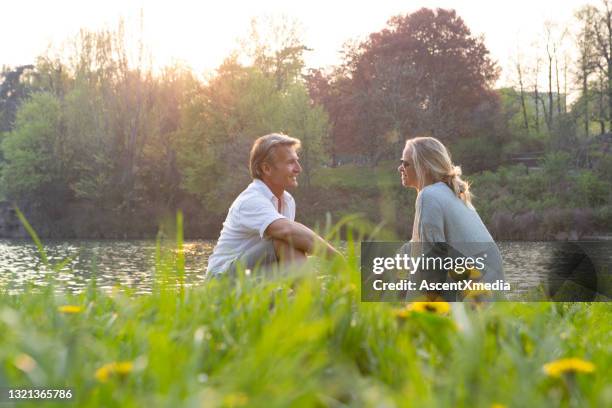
[1,0,595,88]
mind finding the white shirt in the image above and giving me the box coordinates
[206,179,296,275]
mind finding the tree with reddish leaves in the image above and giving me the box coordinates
[309,8,501,165]
[305,68,360,166]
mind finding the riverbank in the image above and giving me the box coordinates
[2,163,610,240]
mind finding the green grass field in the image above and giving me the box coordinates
[1,218,610,407]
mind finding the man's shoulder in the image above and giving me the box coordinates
[283,190,295,203]
[231,183,273,213]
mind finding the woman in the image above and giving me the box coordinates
[398,136,504,299]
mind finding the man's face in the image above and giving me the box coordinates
[263,145,302,190]
[398,145,417,188]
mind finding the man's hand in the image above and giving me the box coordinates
[265,218,341,259]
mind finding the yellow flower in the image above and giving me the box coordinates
[467,267,482,279]
[407,301,450,315]
[95,361,134,382]
[450,266,482,281]
[57,305,83,314]
[223,392,249,407]
[543,358,595,377]
[491,404,507,408]
[463,289,493,303]
[393,308,411,320]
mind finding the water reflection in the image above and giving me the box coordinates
[0,239,215,295]
[1,240,609,299]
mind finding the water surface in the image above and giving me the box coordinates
[1,240,609,300]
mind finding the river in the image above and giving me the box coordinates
[1,239,610,300]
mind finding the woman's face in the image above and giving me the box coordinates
[398,145,418,189]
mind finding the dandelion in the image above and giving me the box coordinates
[543,358,595,377]
[467,267,482,279]
[463,289,492,303]
[223,392,249,407]
[393,308,411,320]
[95,361,134,382]
[491,404,506,408]
[57,305,83,314]
[407,301,450,315]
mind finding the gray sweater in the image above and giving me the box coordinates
[411,181,504,283]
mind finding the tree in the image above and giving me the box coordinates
[591,0,612,129]
[242,16,310,91]
[320,8,500,165]
[281,84,329,187]
[1,93,72,206]
[306,66,361,166]
[0,65,35,133]
[177,59,284,212]
[513,52,530,132]
[138,64,199,210]
[575,6,599,137]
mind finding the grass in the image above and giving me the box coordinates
[312,161,398,189]
[0,215,611,407]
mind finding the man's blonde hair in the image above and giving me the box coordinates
[404,136,474,209]
[249,133,301,179]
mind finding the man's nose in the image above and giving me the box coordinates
[295,162,302,173]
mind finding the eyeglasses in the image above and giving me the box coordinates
[400,159,411,168]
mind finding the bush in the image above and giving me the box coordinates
[453,136,503,173]
[574,170,608,207]
[541,151,571,185]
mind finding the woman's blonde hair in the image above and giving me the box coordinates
[404,136,474,209]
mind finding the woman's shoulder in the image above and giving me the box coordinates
[419,182,454,201]
[418,182,471,214]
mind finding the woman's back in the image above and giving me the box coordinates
[411,181,503,284]
[412,181,494,243]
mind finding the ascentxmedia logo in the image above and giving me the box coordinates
[360,241,611,302]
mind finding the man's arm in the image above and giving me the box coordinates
[265,218,341,258]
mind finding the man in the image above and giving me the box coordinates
[206,133,340,277]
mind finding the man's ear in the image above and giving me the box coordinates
[261,161,272,177]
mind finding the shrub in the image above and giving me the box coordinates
[574,170,608,207]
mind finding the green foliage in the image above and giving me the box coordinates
[497,87,550,153]
[312,161,397,189]
[452,136,503,173]
[541,151,571,184]
[574,170,608,207]
[0,65,36,133]
[1,26,200,230]
[280,84,329,186]
[550,114,578,151]
[463,159,611,238]
[176,62,283,212]
[0,227,610,406]
[0,92,68,201]
[62,84,114,203]
[594,153,612,180]
[176,59,331,210]
[0,12,609,240]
